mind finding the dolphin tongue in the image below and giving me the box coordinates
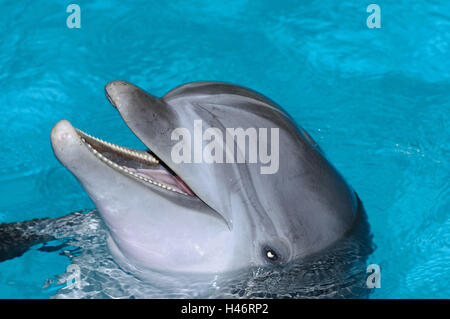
[124,167,195,196]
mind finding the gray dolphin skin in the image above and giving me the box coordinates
[49,81,361,282]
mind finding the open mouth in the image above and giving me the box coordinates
[76,129,195,196]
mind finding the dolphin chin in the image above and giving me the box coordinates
[50,80,364,281]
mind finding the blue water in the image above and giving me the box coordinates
[0,0,449,298]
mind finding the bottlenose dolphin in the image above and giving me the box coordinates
[0,210,91,263]
[47,81,362,283]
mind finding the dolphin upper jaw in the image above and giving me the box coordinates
[104,81,236,228]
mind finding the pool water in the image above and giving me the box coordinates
[0,0,449,298]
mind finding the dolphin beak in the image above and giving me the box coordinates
[103,81,233,228]
[50,119,83,166]
[105,80,165,112]
[104,81,126,109]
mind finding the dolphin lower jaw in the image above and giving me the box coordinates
[77,129,197,196]
[52,120,196,197]
[51,119,237,275]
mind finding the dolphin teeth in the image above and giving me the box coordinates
[77,129,188,196]
[76,129,159,165]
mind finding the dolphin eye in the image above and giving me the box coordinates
[263,247,279,263]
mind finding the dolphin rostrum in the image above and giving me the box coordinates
[48,81,363,283]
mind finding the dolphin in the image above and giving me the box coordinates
[47,80,362,283]
[0,210,92,263]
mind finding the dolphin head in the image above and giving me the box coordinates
[51,81,358,278]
